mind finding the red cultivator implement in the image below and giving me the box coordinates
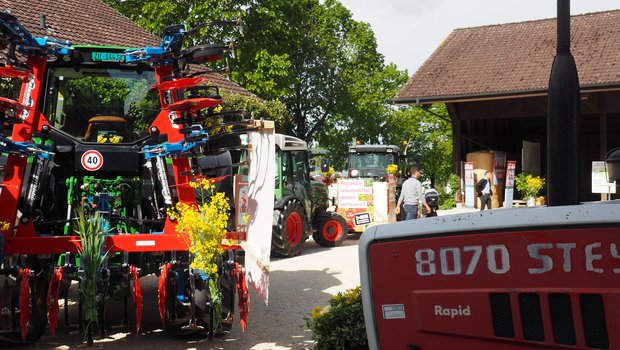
[0,11,267,343]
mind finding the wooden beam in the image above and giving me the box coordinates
[446,103,462,174]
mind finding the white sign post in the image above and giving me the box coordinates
[504,161,517,207]
[464,162,475,208]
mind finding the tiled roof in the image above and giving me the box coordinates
[1,0,159,47]
[395,9,620,104]
[190,67,255,97]
[0,0,253,96]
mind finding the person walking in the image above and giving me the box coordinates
[395,167,431,220]
[476,170,493,211]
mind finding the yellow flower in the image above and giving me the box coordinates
[321,167,335,177]
[0,221,9,231]
[386,164,398,175]
[515,173,545,198]
[311,305,324,320]
[97,134,108,143]
[173,180,231,275]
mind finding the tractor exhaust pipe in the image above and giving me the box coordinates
[547,0,581,206]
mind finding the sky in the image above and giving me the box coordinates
[338,0,620,75]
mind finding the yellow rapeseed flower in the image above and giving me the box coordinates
[386,164,398,175]
[174,180,231,275]
[311,305,324,320]
[321,167,335,177]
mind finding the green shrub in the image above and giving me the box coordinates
[438,173,458,210]
[439,196,456,210]
[306,286,368,350]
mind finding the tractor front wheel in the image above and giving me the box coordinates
[272,200,306,257]
[313,212,347,247]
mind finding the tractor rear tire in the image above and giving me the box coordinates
[271,200,306,258]
[313,212,347,247]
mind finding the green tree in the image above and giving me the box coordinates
[384,104,453,188]
[315,63,408,169]
[103,0,453,183]
[102,0,244,39]
[103,0,408,154]
[235,0,408,144]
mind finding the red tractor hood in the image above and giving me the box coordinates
[359,201,620,350]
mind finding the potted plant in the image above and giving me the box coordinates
[514,173,545,206]
[306,286,368,350]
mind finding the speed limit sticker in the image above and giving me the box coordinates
[81,150,104,171]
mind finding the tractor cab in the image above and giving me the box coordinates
[308,148,330,179]
[274,134,311,210]
[348,144,400,179]
[43,47,158,144]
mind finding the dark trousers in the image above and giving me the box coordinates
[480,194,492,211]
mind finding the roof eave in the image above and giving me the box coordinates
[394,82,620,105]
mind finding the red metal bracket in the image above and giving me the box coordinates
[130,265,142,333]
[106,234,189,253]
[152,76,207,91]
[158,263,170,325]
[164,97,222,114]
[46,266,62,335]
[20,268,31,342]
[0,96,28,113]
[3,236,80,255]
[235,263,249,332]
[0,65,30,79]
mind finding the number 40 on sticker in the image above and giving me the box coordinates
[81,150,104,171]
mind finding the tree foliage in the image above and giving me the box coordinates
[103,0,406,134]
[103,0,453,184]
[383,104,453,188]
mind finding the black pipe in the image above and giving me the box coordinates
[547,0,581,206]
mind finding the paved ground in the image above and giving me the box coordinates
[4,206,475,349]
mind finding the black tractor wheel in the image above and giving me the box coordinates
[271,200,306,257]
[313,212,347,247]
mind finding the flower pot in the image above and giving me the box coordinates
[527,196,536,207]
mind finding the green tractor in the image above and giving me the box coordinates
[271,134,347,257]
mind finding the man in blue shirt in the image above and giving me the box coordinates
[395,167,431,220]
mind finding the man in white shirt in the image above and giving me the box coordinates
[395,167,431,220]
